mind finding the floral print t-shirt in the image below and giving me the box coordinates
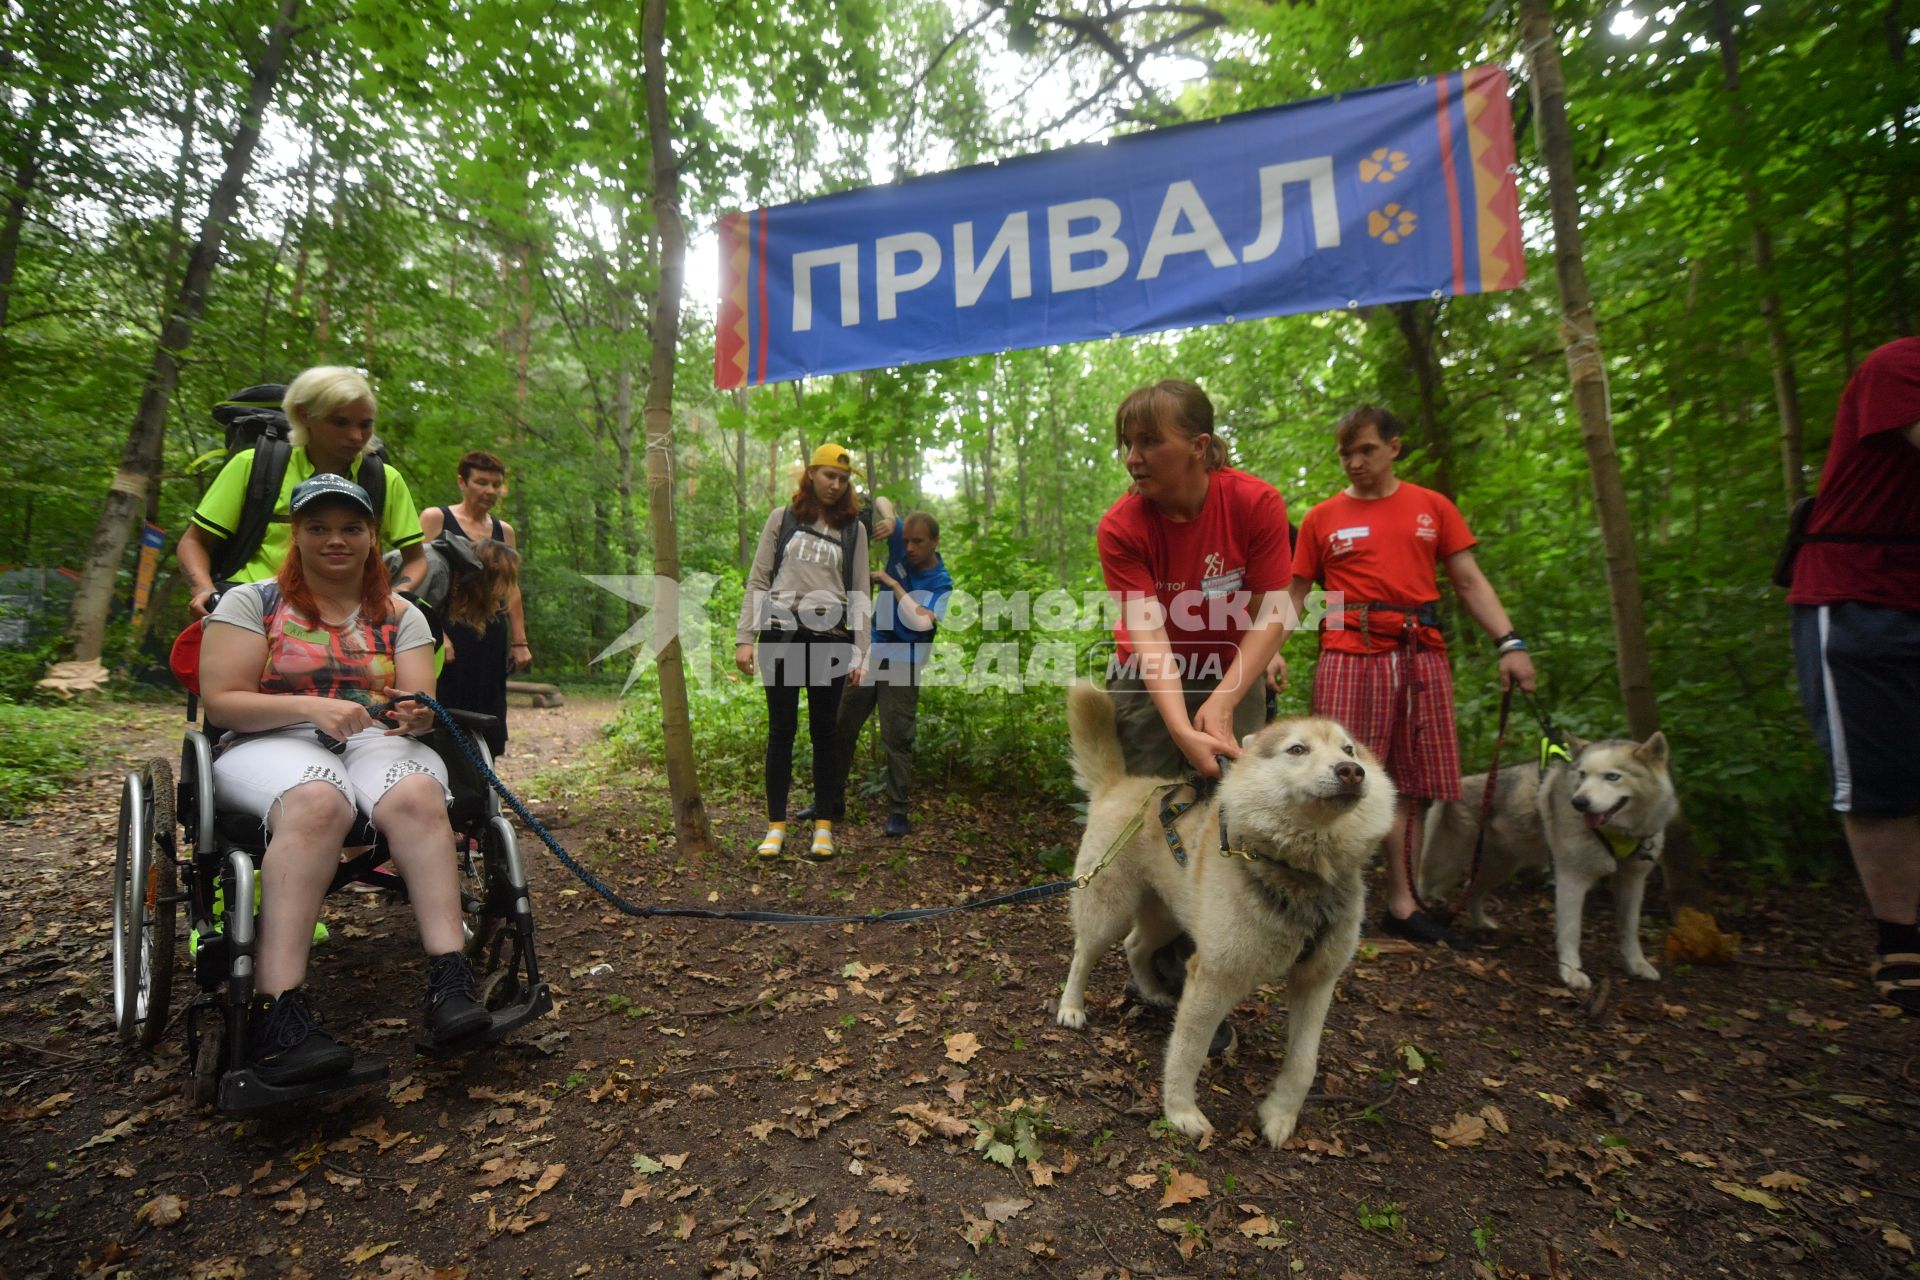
[207,583,433,708]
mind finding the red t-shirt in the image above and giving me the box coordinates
[1293,482,1475,655]
[1788,336,1920,610]
[1097,467,1292,675]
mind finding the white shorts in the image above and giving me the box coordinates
[213,726,451,832]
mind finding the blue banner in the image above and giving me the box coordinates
[717,67,1523,388]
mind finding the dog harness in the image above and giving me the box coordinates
[1155,776,1218,867]
[1590,826,1656,863]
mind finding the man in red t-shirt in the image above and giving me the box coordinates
[1788,336,1920,1016]
[1284,405,1536,947]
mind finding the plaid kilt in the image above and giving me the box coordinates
[1310,648,1460,801]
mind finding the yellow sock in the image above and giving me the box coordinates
[755,822,788,858]
[810,820,835,858]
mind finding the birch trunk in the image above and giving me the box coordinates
[641,0,714,856]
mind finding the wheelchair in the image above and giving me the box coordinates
[111,696,553,1113]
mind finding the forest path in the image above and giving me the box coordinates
[1,694,1915,1279]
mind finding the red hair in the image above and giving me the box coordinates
[790,467,860,527]
[276,523,393,623]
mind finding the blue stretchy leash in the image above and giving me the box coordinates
[401,692,1076,925]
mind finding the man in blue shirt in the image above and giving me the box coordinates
[822,511,952,837]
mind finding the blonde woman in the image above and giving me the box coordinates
[178,366,428,614]
[736,444,871,859]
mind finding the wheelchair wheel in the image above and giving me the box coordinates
[113,759,179,1047]
[189,1016,224,1109]
[467,815,521,1009]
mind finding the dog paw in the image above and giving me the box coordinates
[1162,1103,1214,1143]
[1258,1098,1302,1149]
[1055,1004,1087,1031]
[1559,964,1591,991]
[1625,959,1661,982]
[1125,977,1177,1010]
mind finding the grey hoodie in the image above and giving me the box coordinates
[736,506,871,666]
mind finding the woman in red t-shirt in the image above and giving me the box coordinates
[1095,380,1293,780]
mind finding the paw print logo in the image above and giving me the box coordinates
[1367,203,1417,245]
[1359,148,1410,183]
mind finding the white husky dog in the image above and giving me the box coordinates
[1054,683,1394,1147]
[1421,733,1677,990]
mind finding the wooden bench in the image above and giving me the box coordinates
[506,680,566,709]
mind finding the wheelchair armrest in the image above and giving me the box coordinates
[441,707,500,735]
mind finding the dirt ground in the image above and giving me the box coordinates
[2,694,1917,1280]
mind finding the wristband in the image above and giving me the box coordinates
[511,640,530,648]
[1496,634,1527,655]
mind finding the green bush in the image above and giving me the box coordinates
[0,702,100,817]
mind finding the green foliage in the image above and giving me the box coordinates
[5,0,1902,886]
[0,703,99,818]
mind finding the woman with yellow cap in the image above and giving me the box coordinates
[735,444,871,859]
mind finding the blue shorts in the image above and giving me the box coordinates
[1793,602,1920,818]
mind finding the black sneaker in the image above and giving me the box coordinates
[1379,908,1470,950]
[884,813,911,838]
[247,989,353,1085]
[792,804,816,822]
[423,952,491,1048]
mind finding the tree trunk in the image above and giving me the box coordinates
[1708,0,1807,508]
[612,333,641,584]
[1885,0,1914,332]
[60,0,304,669]
[737,420,751,567]
[0,93,46,332]
[1390,301,1457,499]
[641,0,714,857]
[1520,0,1696,906]
[513,240,535,442]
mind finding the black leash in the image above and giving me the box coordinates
[399,692,1076,926]
[1428,684,1514,925]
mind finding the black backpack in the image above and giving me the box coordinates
[768,506,859,594]
[207,384,387,582]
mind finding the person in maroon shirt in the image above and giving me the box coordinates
[1788,336,1920,1015]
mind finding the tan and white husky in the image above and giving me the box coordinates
[1421,733,1677,990]
[1054,683,1395,1147]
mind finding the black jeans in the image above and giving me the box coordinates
[759,628,854,821]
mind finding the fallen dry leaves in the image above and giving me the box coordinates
[943,1031,981,1064]
[1158,1169,1209,1209]
[1429,1111,1487,1148]
[134,1193,185,1228]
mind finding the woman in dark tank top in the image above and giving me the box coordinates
[435,504,511,753]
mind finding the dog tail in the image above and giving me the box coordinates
[1067,681,1127,798]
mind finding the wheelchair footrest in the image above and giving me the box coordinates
[414,982,552,1059]
[218,1057,389,1114]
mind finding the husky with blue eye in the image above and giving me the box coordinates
[1421,732,1678,991]
[1054,682,1394,1149]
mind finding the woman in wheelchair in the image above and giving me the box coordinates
[198,473,491,1084]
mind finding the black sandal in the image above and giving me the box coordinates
[1869,951,1920,1015]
